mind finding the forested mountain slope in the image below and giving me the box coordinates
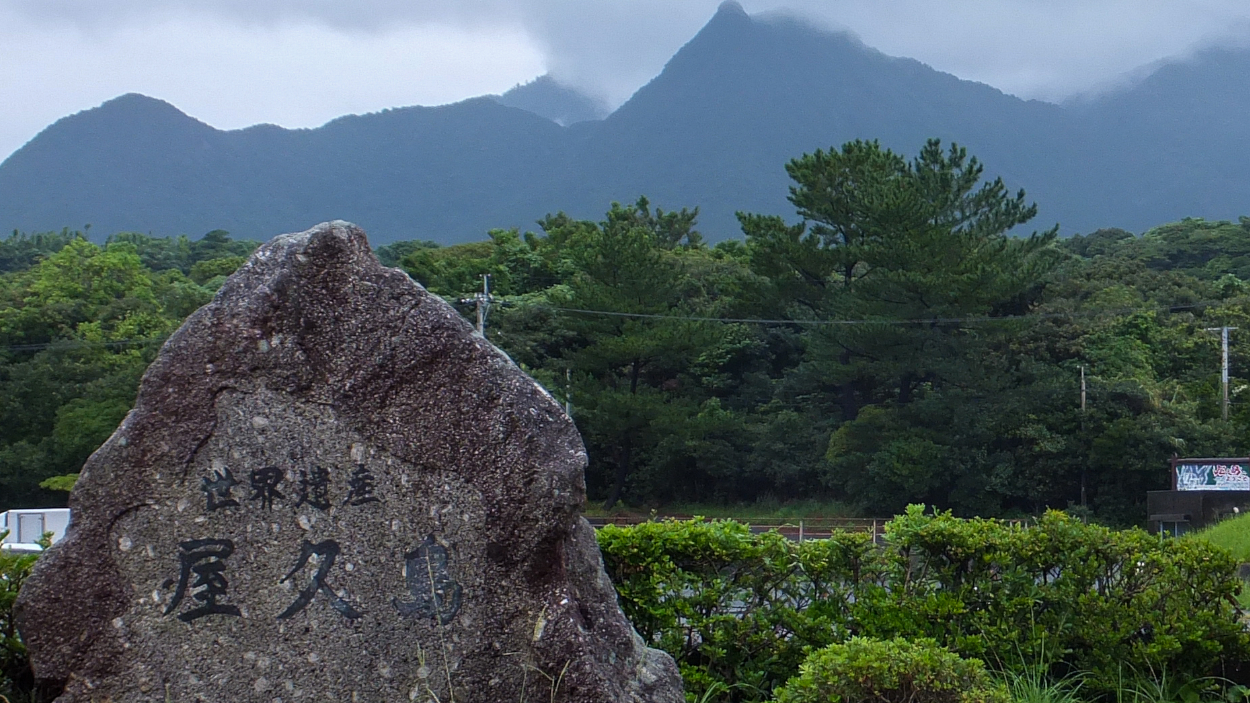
[0,94,569,243]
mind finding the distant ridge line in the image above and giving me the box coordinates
[2,4,1248,243]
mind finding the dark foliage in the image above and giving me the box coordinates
[597,512,1249,702]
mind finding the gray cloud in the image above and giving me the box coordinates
[779,0,1250,102]
[10,0,1250,102]
[4,0,1250,159]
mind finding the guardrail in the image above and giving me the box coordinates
[586,515,1029,542]
[585,515,892,542]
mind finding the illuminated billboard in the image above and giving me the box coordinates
[1173,459,1250,491]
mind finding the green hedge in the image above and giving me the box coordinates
[773,637,1009,703]
[596,506,1250,701]
[1,534,41,700]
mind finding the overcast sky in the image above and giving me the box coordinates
[3,0,1250,162]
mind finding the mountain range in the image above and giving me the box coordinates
[1,0,1248,244]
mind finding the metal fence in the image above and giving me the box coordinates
[585,515,892,543]
[586,515,1030,542]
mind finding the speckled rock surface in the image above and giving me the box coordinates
[14,221,683,703]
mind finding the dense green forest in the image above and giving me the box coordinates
[3,139,1250,524]
[0,229,256,509]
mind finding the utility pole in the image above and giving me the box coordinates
[475,274,491,335]
[1080,365,1087,509]
[459,275,493,335]
[1080,365,1086,414]
[565,368,573,417]
[1205,326,1238,421]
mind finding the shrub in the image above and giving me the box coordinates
[1,532,42,699]
[596,518,814,698]
[597,507,1250,701]
[881,506,1249,688]
[773,637,1009,703]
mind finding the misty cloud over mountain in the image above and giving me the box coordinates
[8,0,1250,109]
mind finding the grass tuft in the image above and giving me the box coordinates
[1181,513,1250,607]
[998,666,1085,703]
[1183,513,1250,562]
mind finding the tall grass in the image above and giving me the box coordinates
[999,667,1085,703]
[1110,667,1242,703]
[1184,513,1250,562]
[1182,513,1250,607]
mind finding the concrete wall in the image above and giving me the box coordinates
[0,508,70,551]
[1146,490,1250,534]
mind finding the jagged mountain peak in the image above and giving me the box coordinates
[2,4,1249,243]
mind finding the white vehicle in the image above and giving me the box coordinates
[1,508,71,553]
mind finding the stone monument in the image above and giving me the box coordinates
[15,222,683,702]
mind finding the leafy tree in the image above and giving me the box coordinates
[737,139,1067,514]
[0,239,216,508]
[1063,217,1250,282]
[375,239,438,268]
[189,255,247,286]
[106,229,258,275]
[0,229,87,273]
[746,139,1058,419]
[544,199,724,507]
[401,241,496,297]
[6,153,1250,525]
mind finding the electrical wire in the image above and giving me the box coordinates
[543,297,1242,327]
[1,337,166,354]
[4,293,1244,355]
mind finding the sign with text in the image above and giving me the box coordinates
[1175,460,1250,491]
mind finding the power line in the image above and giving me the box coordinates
[2,294,1242,356]
[0,337,166,354]
[544,297,1241,327]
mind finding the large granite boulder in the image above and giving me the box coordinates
[15,221,682,702]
